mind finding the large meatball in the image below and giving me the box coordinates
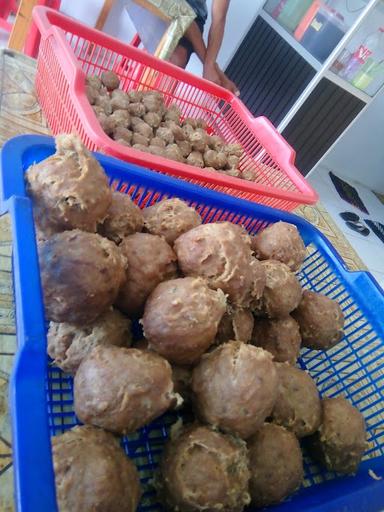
[271,363,321,437]
[26,134,111,236]
[39,230,126,324]
[116,233,178,318]
[251,316,301,364]
[52,425,141,512]
[192,342,278,439]
[216,308,254,344]
[254,260,302,318]
[142,277,226,365]
[159,425,250,512]
[174,222,265,307]
[292,290,344,350]
[99,192,144,243]
[248,423,303,507]
[308,397,366,474]
[252,221,306,271]
[74,345,177,434]
[143,198,202,245]
[47,308,132,374]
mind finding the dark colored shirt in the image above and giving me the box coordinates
[186,0,208,22]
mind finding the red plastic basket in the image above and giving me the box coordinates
[32,6,318,211]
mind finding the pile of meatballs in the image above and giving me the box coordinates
[26,134,367,512]
[86,70,254,179]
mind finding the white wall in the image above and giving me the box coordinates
[315,86,384,194]
[60,0,136,44]
[186,0,264,76]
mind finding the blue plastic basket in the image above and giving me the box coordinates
[1,135,384,512]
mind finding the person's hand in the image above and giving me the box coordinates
[216,65,240,96]
[203,61,222,86]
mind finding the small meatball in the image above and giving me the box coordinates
[98,114,116,135]
[186,150,204,168]
[99,191,143,243]
[196,118,208,129]
[208,134,224,151]
[129,102,146,117]
[147,145,166,157]
[26,135,112,234]
[216,152,228,169]
[292,290,344,351]
[203,149,220,169]
[251,316,301,364]
[116,233,177,318]
[182,123,195,138]
[132,143,149,152]
[110,89,130,111]
[163,120,185,141]
[110,109,131,128]
[193,342,278,439]
[132,132,149,146]
[101,70,120,90]
[252,221,306,271]
[176,139,192,157]
[86,75,102,91]
[165,143,184,162]
[175,222,264,307]
[189,129,207,152]
[171,365,192,405]
[47,309,132,374]
[53,426,141,512]
[85,85,98,105]
[130,116,143,128]
[142,277,226,365]
[164,104,181,123]
[151,136,166,148]
[95,94,113,115]
[113,126,133,144]
[142,90,165,111]
[216,308,254,344]
[271,363,321,437]
[159,425,250,512]
[242,168,258,181]
[74,345,177,433]
[225,143,243,157]
[308,397,366,474]
[143,111,162,128]
[156,126,174,145]
[133,121,153,139]
[227,154,240,169]
[248,424,303,507]
[116,139,131,147]
[93,104,106,117]
[224,168,241,178]
[39,230,126,324]
[254,260,302,318]
[182,117,198,129]
[143,198,201,245]
[128,89,143,102]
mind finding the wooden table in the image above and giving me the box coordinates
[0,49,365,512]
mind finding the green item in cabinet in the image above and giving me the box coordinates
[277,0,313,32]
[352,58,384,91]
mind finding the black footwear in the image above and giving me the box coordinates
[340,211,360,222]
[345,221,370,236]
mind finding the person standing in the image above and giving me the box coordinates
[170,0,239,95]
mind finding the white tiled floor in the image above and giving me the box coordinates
[308,166,384,290]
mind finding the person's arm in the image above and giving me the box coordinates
[184,20,207,64]
[203,0,230,84]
